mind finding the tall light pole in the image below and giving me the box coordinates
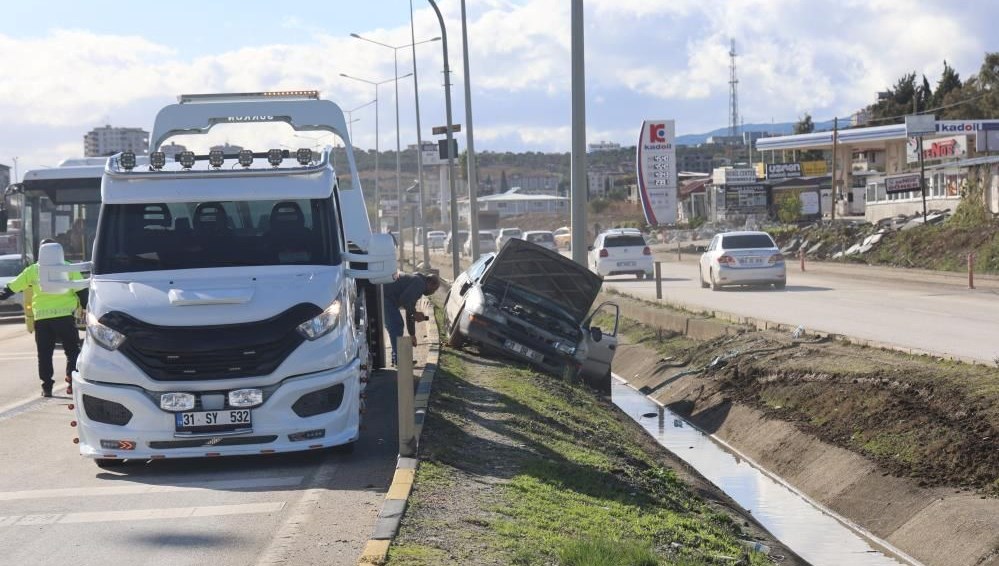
[350,33,440,261]
[570,0,588,266]
[411,0,431,270]
[340,73,409,231]
[427,0,460,279]
[346,99,375,141]
[459,0,480,260]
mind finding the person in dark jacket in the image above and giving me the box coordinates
[382,272,440,365]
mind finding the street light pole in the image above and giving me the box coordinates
[411,0,431,270]
[460,0,480,261]
[570,0,588,266]
[427,0,460,280]
[350,33,442,263]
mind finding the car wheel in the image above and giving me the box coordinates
[699,267,709,288]
[447,308,465,349]
[773,281,786,290]
[710,269,721,292]
[636,272,645,280]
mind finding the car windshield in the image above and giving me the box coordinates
[527,233,553,243]
[604,235,646,247]
[722,234,775,249]
[429,231,445,237]
[94,199,339,274]
[502,229,522,237]
[0,258,22,277]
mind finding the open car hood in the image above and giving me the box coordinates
[480,238,602,323]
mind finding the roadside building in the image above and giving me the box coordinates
[677,178,710,224]
[456,189,568,222]
[756,119,999,223]
[84,125,149,157]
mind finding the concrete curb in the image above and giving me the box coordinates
[358,297,441,566]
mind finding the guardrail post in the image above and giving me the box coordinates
[799,249,806,272]
[397,338,415,457]
[968,252,976,290]
[655,261,662,300]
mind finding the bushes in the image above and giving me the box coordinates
[776,192,802,224]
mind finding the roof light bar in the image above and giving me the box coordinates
[178,151,196,169]
[150,151,166,170]
[177,90,320,103]
[208,149,225,169]
[267,149,284,167]
[119,151,136,171]
[296,148,313,166]
[238,150,254,168]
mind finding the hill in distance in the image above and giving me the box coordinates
[675,117,850,146]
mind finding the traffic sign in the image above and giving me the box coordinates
[432,124,461,135]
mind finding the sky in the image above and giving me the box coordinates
[2,0,996,178]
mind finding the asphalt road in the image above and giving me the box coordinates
[0,316,407,566]
[604,253,999,364]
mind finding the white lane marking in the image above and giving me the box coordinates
[0,476,305,502]
[256,463,339,565]
[1,502,285,527]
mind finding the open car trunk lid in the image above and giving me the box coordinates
[481,238,602,323]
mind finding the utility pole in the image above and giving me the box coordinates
[460,0,480,261]
[411,0,431,270]
[428,0,461,279]
[830,117,838,221]
[570,0,587,266]
[919,134,928,222]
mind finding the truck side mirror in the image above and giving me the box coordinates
[37,242,91,293]
[345,233,398,284]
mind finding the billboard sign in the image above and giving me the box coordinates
[766,162,802,180]
[801,160,828,176]
[712,167,756,185]
[419,141,442,166]
[885,173,922,194]
[905,114,936,137]
[636,119,677,225]
[976,122,999,152]
[724,184,768,212]
[906,135,967,164]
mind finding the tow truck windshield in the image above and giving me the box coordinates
[94,198,340,274]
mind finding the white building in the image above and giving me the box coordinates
[84,125,149,157]
[587,141,621,152]
[457,190,568,222]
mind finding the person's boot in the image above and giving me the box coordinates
[65,376,73,395]
[41,382,53,398]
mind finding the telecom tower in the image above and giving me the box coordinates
[728,38,739,139]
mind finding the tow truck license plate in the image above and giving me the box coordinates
[176,410,251,430]
[504,339,542,361]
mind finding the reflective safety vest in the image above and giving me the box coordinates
[6,263,82,321]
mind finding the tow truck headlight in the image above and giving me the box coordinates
[160,392,195,412]
[297,297,344,340]
[87,313,126,351]
[228,389,263,408]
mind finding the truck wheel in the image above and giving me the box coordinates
[447,309,465,349]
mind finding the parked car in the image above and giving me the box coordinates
[426,230,447,250]
[523,230,557,251]
[0,254,26,316]
[698,231,786,290]
[444,238,620,384]
[445,230,469,254]
[495,227,523,249]
[464,230,499,255]
[553,226,571,249]
[588,229,654,279]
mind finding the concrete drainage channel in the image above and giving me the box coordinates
[612,376,922,566]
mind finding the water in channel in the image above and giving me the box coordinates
[611,377,917,566]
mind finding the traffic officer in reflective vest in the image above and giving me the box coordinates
[0,240,86,397]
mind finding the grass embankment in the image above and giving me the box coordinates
[607,311,999,495]
[387,310,773,566]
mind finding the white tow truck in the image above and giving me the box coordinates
[38,91,396,466]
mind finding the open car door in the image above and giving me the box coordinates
[580,301,620,392]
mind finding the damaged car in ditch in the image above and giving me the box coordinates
[443,238,620,390]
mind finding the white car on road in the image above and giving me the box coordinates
[426,230,447,250]
[588,229,653,279]
[699,231,786,290]
[495,227,523,249]
[524,230,557,251]
[0,253,26,316]
[465,230,499,255]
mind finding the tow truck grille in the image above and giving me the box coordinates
[101,304,322,381]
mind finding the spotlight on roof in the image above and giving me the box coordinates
[267,149,284,167]
[150,151,166,170]
[119,151,136,171]
[208,149,225,169]
[237,150,254,168]
[296,148,313,166]
[178,151,196,170]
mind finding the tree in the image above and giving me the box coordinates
[793,113,815,135]
[932,60,962,109]
[500,170,509,192]
[776,192,802,224]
